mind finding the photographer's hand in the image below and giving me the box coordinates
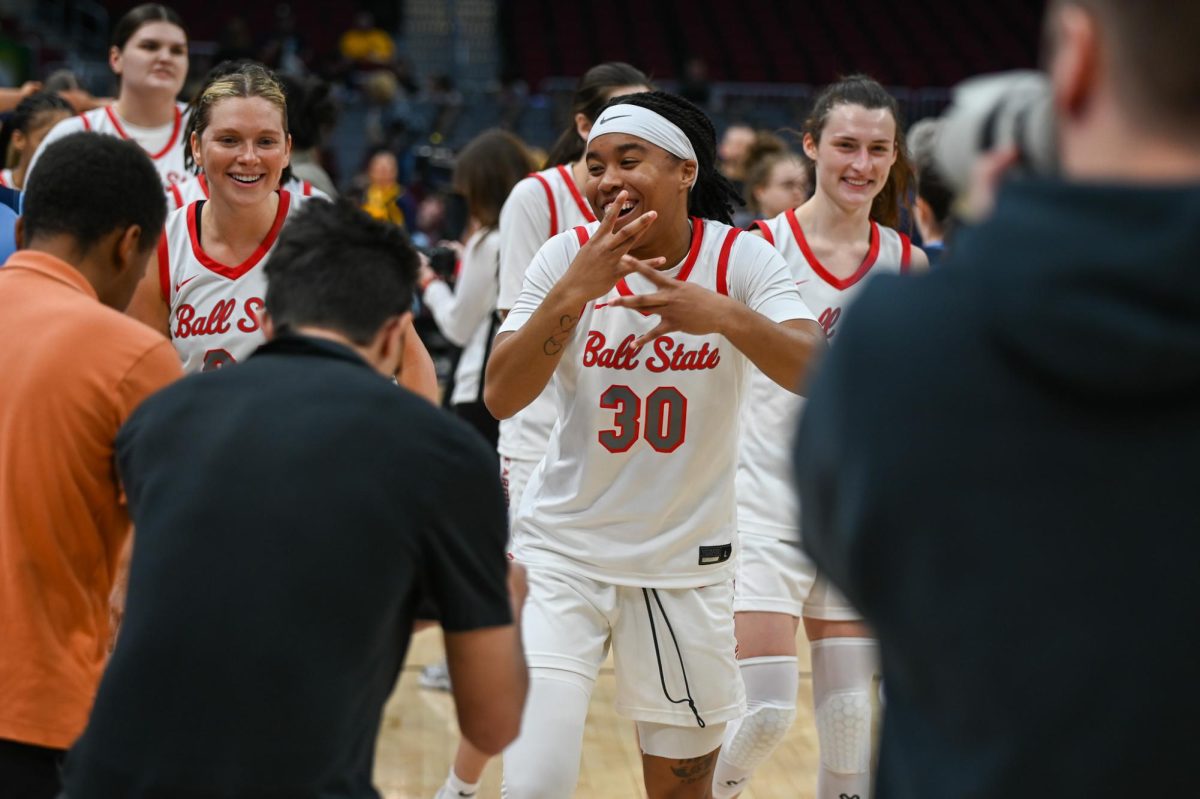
[961,146,1020,222]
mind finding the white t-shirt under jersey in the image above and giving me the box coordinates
[167,172,330,209]
[158,191,311,373]
[496,164,598,461]
[499,217,814,588]
[738,208,912,541]
[29,103,191,189]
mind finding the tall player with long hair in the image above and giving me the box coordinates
[713,74,926,799]
[28,4,191,189]
[486,90,823,799]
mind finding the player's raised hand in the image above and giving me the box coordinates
[610,259,734,348]
[561,190,660,300]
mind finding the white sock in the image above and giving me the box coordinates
[811,637,879,799]
[440,766,481,798]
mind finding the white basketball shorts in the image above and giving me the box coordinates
[733,531,862,621]
[520,565,746,727]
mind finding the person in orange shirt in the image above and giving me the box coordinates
[0,131,181,798]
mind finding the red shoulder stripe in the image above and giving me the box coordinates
[529,172,557,239]
[557,164,596,223]
[717,228,742,296]
[751,219,774,246]
[574,225,590,246]
[899,232,912,273]
[157,231,171,303]
[79,113,91,131]
[168,183,184,210]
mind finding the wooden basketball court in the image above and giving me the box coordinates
[373,627,821,798]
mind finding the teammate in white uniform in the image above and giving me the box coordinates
[495,62,652,524]
[419,129,535,448]
[713,75,928,799]
[486,91,823,799]
[28,4,191,190]
[0,92,72,190]
[125,62,304,374]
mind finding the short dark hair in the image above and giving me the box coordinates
[0,90,72,167]
[1052,0,1200,137]
[112,3,185,50]
[23,132,166,252]
[265,200,419,345]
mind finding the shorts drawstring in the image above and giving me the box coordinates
[641,587,706,728]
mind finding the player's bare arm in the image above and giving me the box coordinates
[396,319,439,403]
[610,260,825,394]
[484,191,661,418]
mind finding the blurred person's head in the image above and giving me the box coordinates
[109,4,188,101]
[546,62,653,167]
[802,74,913,228]
[717,124,755,181]
[279,74,336,153]
[741,131,809,217]
[1044,0,1200,179]
[366,150,398,187]
[0,91,73,181]
[185,61,291,209]
[453,129,535,229]
[908,117,953,243]
[264,199,418,375]
[19,132,166,309]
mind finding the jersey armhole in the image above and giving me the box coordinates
[716,228,742,296]
[530,173,557,239]
[750,219,774,246]
[899,232,912,273]
[157,233,170,304]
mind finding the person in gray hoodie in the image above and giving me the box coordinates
[792,1,1200,797]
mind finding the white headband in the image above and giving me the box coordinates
[587,103,698,165]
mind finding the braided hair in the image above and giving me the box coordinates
[594,91,744,225]
[0,91,72,169]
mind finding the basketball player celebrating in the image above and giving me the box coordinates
[0,92,72,189]
[485,91,823,799]
[28,4,191,189]
[427,64,652,799]
[712,75,926,799]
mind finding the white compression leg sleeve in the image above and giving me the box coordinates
[500,668,593,799]
[711,656,799,799]
[810,637,880,799]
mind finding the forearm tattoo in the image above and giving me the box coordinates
[543,312,580,356]
[669,752,718,785]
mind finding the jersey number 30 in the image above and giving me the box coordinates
[599,385,687,453]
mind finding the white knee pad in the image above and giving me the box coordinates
[810,638,878,777]
[500,668,593,799]
[720,656,799,771]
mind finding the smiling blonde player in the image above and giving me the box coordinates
[486,91,823,799]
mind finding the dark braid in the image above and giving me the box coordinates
[597,91,744,224]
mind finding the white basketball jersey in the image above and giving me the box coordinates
[80,103,191,187]
[499,218,814,588]
[0,169,13,188]
[158,191,309,373]
[738,209,912,540]
[167,173,330,210]
[496,165,599,462]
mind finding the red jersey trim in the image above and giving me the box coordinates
[105,105,183,161]
[899,232,912,273]
[716,228,742,296]
[301,180,314,196]
[530,172,557,239]
[168,183,184,209]
[573,226,590,246]
[786,208,880,290]
[79,113,92,131]
[615,216,704,300]
[186,191,292,281]
[751,219,774,246]
[0,173,7,188]
[557,164,596,223]
[157,231,171,303]
[199,173,210,198]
